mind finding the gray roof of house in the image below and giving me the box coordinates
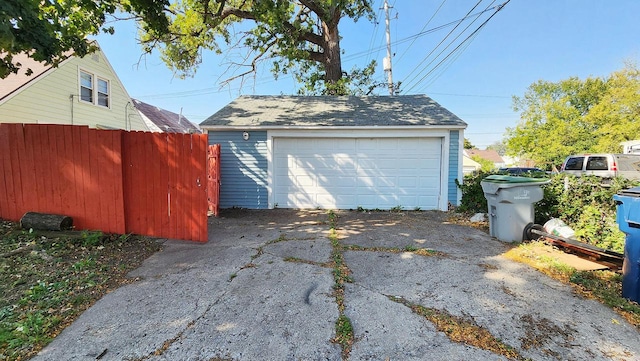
[133,99,201,133]
[200,95,467,127]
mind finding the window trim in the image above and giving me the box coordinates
[78,69,111,109]
[96,77,110,108]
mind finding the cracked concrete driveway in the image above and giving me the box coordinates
[34,210,639,361]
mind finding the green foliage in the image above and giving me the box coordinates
[139,0,375,94]
[463,138,474,149]
[471,155,495,172]
[506,63,640,168]
[457,172,634,253]
[0,0,168,79]
[455,170,498,213]
[536,175,636,253]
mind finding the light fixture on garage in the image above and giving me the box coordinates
[242,131,250,141]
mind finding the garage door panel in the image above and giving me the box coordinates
[274,137,442,209]
[397,177,417,187]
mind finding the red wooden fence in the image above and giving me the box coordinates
[0,123,211,242]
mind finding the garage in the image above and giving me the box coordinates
[200,95,466,211]
[273,137,442,209]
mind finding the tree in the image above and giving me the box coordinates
[585,62,640,151]
[504,63,640,167]
[463,138,474,149]
[3,1,377,95]
[486,141,506,156]
[138,0,376,95]
[0,0,168,79]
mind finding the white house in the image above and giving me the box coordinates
[0,45,148,131]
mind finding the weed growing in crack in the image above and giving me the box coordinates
[326,210,354,360]
[333,314,354,354]
[403,244,418,252]
[386,295,524,360]
[342,244,443,257]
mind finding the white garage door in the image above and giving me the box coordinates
[273,137,442,210]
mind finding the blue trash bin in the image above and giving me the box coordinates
[613,187,640,303]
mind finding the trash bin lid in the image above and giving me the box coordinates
[618,186,640,198]
[480,174,550,194]
[482,174,549,184]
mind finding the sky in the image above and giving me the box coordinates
[93,0,640,149]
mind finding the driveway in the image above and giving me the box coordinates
[34,210,638,361]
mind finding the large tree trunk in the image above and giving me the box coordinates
[322,17,343,94]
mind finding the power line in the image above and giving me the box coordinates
[400,0,484,91]
[407,1,510,93]
[394,0,447,65]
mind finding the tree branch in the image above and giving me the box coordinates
[298,0,327,20]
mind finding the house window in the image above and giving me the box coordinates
[79,70,110,108]
[80,71,93,103]
[97,78,109,107]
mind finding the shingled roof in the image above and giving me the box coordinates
[200,95,467,128]
[133,99,201,133]
[0,53,54,102]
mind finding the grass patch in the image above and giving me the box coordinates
[387,295,524,360]
[504,241,640,329]
[0,220,162,360]
[333,314,354,354]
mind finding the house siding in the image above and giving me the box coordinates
[0,50,147,130]
[209,131,269,209]
[448,130,460,206]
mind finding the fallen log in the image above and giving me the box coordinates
[20,212,73,231]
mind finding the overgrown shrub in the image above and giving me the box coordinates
[457,172,638,253]
[455,170,498,213]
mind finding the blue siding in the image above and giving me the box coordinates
[208,131,268,209]
[448,130,460,206]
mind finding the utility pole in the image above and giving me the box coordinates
[383,0,394,95]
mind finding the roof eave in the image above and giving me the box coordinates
[200,124,467,131]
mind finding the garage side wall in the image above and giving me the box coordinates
[208,131,269,209]
[448,130,460,206]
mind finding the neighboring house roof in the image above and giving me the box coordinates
[200,95,467,128]
[132,99,201,133]
[0,53,55,102]
[465,149,504,164]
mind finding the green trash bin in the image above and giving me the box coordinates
[481,175,550,242]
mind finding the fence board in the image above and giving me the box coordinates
[37,125,54,214]
[0,124,10,217]
[0,124,17,219]
[71,125,87,227]
[157,134,171,237]
[193,137,207,241]
[23,125,40,212]
[10,125,26,218]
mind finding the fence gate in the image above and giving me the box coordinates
[207,144,221,216]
